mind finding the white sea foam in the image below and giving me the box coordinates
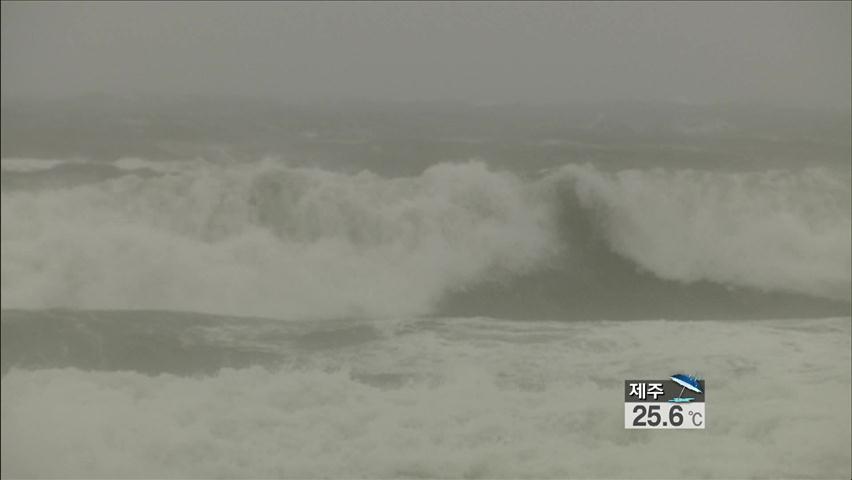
[1,161,558,318]
[2,316,849,478]
[1,160,849,318]
[0,157,88,173]
[112,157,194,173]
[555,164,852,301]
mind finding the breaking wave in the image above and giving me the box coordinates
[1,159,849,319]
[550,165,851,301]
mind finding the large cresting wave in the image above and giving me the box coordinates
[1,159,849,319]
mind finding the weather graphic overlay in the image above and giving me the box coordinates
[625,375,706,429]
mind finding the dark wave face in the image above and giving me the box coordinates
[2,159,849,321]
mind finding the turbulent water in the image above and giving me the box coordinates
[2,310,850,478]
[2,158,849,319]
[1,102,851,478]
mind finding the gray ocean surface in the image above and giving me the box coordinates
[1,99,850,478]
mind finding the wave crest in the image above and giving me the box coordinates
[556,165,851,301]
[1,161,557,318]
[1,159,848,318]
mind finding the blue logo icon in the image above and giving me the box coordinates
[669,374,702,403]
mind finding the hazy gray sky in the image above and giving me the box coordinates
[2,1,850,107]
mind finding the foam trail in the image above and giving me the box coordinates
[0,157,88,173]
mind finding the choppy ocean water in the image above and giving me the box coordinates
[2,310,850,478]
[2,101,850,478]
